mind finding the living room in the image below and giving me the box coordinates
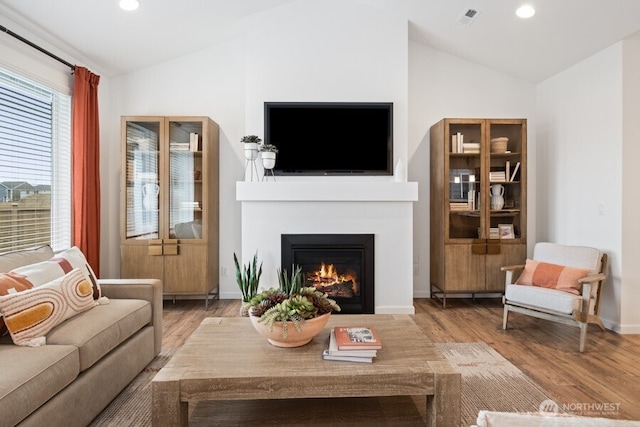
[1,0,640,424]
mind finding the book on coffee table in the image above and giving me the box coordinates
[324,330,377,357]
[322,350,374,363]
[333,326,382,350]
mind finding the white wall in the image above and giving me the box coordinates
[621,39,640,333]
[536,44,627,331]
[408,41,537,297]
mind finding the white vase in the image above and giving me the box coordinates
[244,142,259,160]
[261,151,276,169]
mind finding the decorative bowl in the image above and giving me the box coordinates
[249,312,331,348]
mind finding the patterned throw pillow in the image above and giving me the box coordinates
[515,259,590,295]
[0,246,100,335]
[0,268,97,346]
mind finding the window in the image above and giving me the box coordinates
[0,67,72,253]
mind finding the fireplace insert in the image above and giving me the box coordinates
[281,234,374,314]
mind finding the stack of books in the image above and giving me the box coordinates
[322,326,382,363]
[489,171,506,182]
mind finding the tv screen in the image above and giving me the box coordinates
[264,102,393,176]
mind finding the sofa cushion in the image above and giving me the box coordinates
[505,284,580,315]
[515,259,589,295]
[0,269,97,346]
[0,245,54,273]
[0,344,79,427]
[46,298,152,371]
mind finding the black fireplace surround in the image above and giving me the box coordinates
[281,234,374,314]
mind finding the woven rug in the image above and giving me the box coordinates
[89,343,556,426]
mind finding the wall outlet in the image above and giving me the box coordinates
[221,266,228,276]
[413,264,419,276]
[597,202,605,216]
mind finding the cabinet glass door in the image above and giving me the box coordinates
[487,121,525,242]
[124,120,160,240]
[168,120,203,240]
[447,121,483,240]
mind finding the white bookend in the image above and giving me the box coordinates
[510,162,521,182]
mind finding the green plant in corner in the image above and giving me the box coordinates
[233,251,263,316]
[248,265,341,338]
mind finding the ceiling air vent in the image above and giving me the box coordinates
[458,8,480,25]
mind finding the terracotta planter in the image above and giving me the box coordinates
[249,313,330,348]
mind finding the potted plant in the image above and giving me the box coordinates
[248,265,341,347]
[233,251,262,316]
[259,143,278,170]
[241,135,261,160]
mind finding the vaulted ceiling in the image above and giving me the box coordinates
[2,0,640,82]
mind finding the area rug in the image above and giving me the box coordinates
[89,343,557,426]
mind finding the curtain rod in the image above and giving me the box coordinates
[1,24,75,71]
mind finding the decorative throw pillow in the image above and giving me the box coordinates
[0,268,97,347]
[0,246,100,335]
[515,259,590,295]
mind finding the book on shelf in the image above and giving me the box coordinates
[451,132,463,153]
[489,171,506,182]
[333,326,382,350]
[510,162,521,182]
[505,160,510,180]
[462,142,480,154]
[189,133,199,152]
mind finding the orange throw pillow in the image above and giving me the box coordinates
[515,259,590,295]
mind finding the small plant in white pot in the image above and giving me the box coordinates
[241,135,261,160]
[259,143,278,170]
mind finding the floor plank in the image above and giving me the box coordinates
[161,296,640,421]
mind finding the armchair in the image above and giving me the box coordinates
[501,242,608,352]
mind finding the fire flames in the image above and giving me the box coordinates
[306,262,358,297]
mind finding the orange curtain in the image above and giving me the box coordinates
[72,66,101,276]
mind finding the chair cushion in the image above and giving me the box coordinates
[532,242,602,274]
[515,259,589,295]
[505,284,580,314]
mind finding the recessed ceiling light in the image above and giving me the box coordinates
[119,0,139,11]
[516,5,535,19]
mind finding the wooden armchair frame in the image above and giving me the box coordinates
[501,244,608,352]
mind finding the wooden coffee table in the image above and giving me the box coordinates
[152,314,460,426]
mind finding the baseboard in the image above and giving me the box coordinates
[602,318,640,334]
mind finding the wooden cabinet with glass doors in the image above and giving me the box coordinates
[120,116,219,309]
[430,118,527,307]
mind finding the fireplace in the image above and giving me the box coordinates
[281,234,374,314]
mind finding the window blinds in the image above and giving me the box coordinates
[0,67,71,253]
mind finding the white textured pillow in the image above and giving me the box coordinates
[0,268,97,346]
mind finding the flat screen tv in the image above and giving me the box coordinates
[264,102,393,176]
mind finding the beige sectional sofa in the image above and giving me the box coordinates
[0,245,162,427]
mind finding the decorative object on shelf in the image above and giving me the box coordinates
[141,183,159,211]
[248,265,341,347]
[490,137,509,153]
[241,135,261,181]
[233,251,262,317]
[490,184,505,210]
[259,143,278,182]
[498,223,515,239]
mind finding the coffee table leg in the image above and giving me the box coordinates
[426,366,461,426]
[152,378,188,426]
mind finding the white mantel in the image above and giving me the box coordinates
[236,181,418,314]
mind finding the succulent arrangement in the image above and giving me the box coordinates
[248,265,341,338]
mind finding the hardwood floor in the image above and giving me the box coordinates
[162,297,640,421]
